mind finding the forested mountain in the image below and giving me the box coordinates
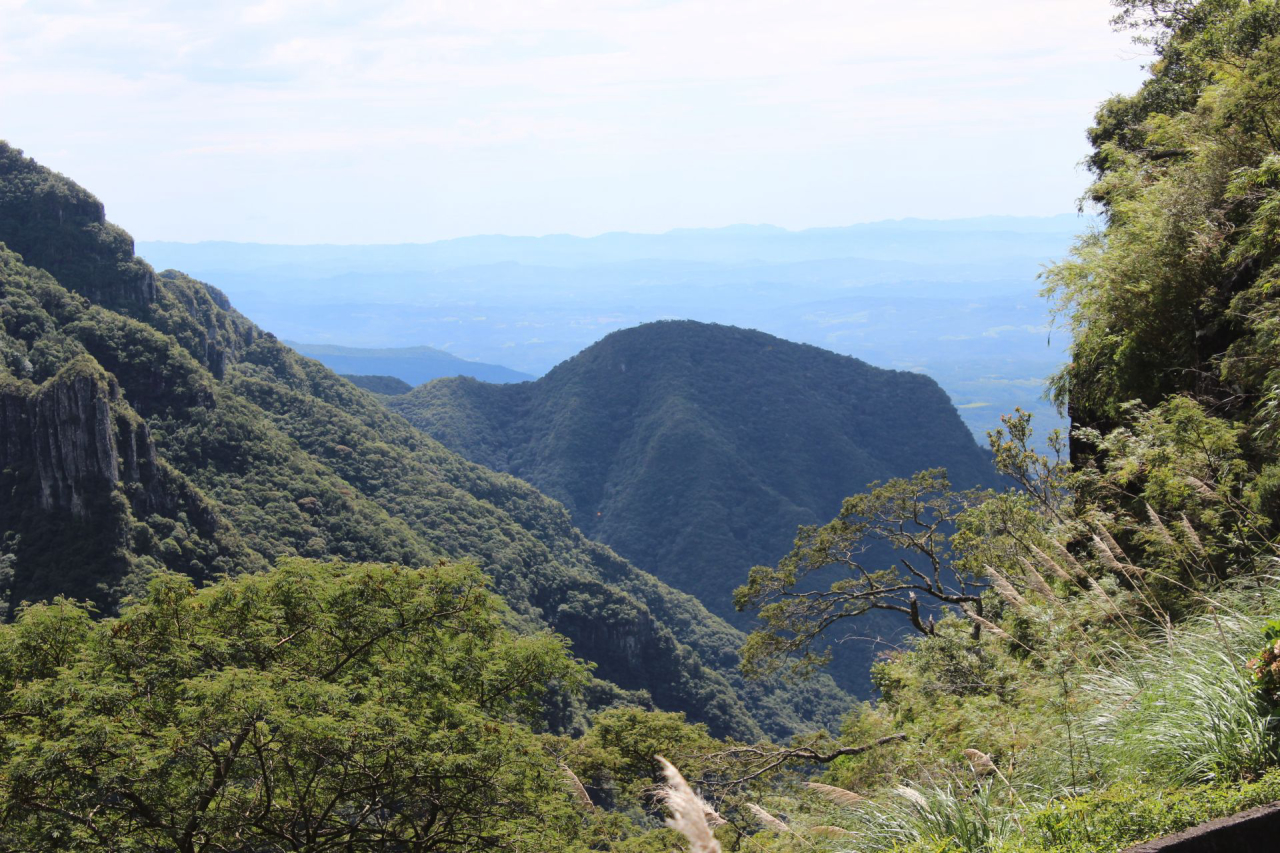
[389,322,998,690]
[0,141,849,741]
[9,3,1280,852]
[290,341,533,386]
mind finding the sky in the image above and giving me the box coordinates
[0,0,1151,244]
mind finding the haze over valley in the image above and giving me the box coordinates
[140,214,1082,441]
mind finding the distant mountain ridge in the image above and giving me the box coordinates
[389,321,999,693]
[135,218,1080,445]
[139,214,1088,273]
[289,341,533,385]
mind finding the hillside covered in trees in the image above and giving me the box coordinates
[7,2,1280,851]
[0,140,850,743]
[389,321,998,691]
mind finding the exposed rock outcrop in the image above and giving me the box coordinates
[0,355,241,612]
[0,357,123,517]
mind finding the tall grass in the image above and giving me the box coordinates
[831,779,1028,852]
[797,584,1280,852]
[1081,589,1280,785]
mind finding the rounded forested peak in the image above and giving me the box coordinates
[560,319,847,370]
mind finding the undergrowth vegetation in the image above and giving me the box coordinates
[660,2,1280,850]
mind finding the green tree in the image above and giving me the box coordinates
[734,469,988,681]
[0,558,591,852]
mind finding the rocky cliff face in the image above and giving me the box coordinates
[0,355,238,612]
[1,358,123,517]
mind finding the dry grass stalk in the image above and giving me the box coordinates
[747,803,791,834]
[895,785,928,808]
[963,608,1013,641]
[1049,539,1087,578]
[984,565,1027,609]
[1017,556,1060,602]
[1092,520,1131,564]
[1179,513,1206,554]
[1186,475,1222,501]
[655,756,722,853]
[1030,543,1078,585]
[808,825,854,838]
[1092,527,1171,625]
[1091,534,1127,575]
[558,761,594,811]
[806,781,865,809]
[962,748,996,777]
[1146,503,1177,550]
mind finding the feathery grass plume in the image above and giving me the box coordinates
[1180,513,1206,555]
[1092,529,1170,627]
[747,803,791,833]
[557,761,594,811]
[1030,542,1077,585]
[1091,534,1127,575]
[1146,503,1178,550]
[1048,539,1086,579]
[655,756,722,853]
[806,781,865,809]
[1186,475,1222,501]
[983,565,1027,609]
[1017,556,1060,602]
[808,825,854,838]
[702,801,728,828]
[962,608,1013,641]
[1091,519,1131,564]
[962,749,996,777]
[894,785,929,808]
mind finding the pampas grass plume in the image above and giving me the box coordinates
[1030,543,1077,585]
[895,785,928,808]
[806,781,865,809]
[747,803,791,833]
[1017,556,1059,602]
[984,565,1027,609]
[655,756,722,853]
[558,761,594,811]
[962,748,996,777]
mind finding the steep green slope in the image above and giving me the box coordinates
[389,321,998,691]
[0,141,848,740]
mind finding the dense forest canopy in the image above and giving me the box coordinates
[5,1,1280,851]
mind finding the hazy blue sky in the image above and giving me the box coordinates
[0,0,1148,243]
